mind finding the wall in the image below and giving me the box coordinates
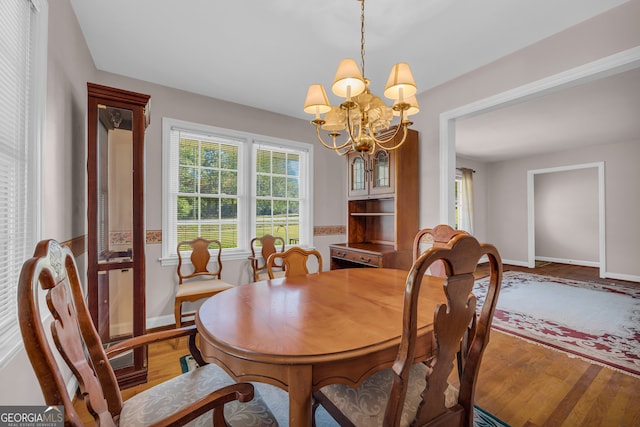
[534,168,599,264]
[486,140,640,278]
[413,0,640,279]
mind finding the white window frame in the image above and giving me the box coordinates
[454,171,462,230]
[161,118,313,265]
[0,0,47,368]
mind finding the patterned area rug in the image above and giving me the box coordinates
[473,271,640,378]
[180,355,509,426]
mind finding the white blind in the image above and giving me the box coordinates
[0,0,46,367]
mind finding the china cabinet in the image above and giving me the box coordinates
[87,83,150,388]
[330,128,419,270]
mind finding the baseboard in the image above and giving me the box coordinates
[535,256,599,268]
[66,377,78,402]
[501,259,529,267]
[603,271,640,283]
[147,314,175,330]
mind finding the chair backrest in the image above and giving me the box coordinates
[19,240,123,427]
[413,224,469,278]
[177,237,224,284]
[249,234,285,281]
[266,246,323,279]
[385,231,502,427]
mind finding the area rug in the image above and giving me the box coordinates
[179,355,509,426]
[473,271,640,378]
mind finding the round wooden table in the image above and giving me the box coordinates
[196,268,443,427]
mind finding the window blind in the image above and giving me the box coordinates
[0,0,46,367]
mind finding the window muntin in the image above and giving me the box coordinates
[162,119,312,262]
[176,135,240,247]
[255,147,301,245]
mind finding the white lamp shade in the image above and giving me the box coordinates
[384,62,417,100]
[393,95,420,116]
[303,84,331,115]
[321,106,346,131]
[331,58,366,98]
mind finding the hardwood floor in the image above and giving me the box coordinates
[473,263,640,427]
[72,263,640,426]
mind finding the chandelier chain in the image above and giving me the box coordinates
[360,0,366,80]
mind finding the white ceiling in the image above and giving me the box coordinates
[456,67,640,162]
[69,0,636,162]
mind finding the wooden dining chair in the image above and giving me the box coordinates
[414,225,476,379]
[175,237,235,328]
[413,224,469,277]
[266,246,323,279]
[18,239,279,426]
[248,234,286,281]
[313,232,502,427]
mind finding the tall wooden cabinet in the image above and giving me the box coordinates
[87,83,150,388]
[330,128,419,270]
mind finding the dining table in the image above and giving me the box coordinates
[195,267,446,427]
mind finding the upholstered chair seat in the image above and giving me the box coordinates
[317,363,459,427]
[119,363,278,426]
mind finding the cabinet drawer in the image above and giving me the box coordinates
[330,248,382,267]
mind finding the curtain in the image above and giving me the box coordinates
[459,168,474,234]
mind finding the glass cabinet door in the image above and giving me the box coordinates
[370,150,395,196]
[348,153,369,198]
[96,105,135,343]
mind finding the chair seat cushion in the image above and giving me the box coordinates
[257,271,285,281]
[318,363,458,427]
[119,362,278,426]
[176,279,235,299]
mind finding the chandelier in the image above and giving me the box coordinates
[303,0,419,156]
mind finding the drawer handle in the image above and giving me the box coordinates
[360,256,371,263]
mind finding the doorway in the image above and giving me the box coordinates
[527,163,605,276]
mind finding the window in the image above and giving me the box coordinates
[455,167,474,234]
[255,146,302,245]
[162,118,313,262]
[0,0,47,367]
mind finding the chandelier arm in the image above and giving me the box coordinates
[369,123,409,151]
[344,107,358,148]
[314,124,352,155]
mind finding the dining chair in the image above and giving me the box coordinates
[175,237,235,328]
[266,246,323,279]
[248,234,286,281]
[313,232,503,427]
[414,225,475,378]
[18,239,279,426]
[413,224,469,277]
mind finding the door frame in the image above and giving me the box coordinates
[527,162,605,276]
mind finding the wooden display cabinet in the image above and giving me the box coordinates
[330,128,419,270]
[87,83,150,388]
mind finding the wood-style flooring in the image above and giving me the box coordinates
[472,263,639,427]
[72,263,640,426]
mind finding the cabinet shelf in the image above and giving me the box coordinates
[331,128,419,271]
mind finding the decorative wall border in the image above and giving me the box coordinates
[313,225,346,236]
[61,226,345,253]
